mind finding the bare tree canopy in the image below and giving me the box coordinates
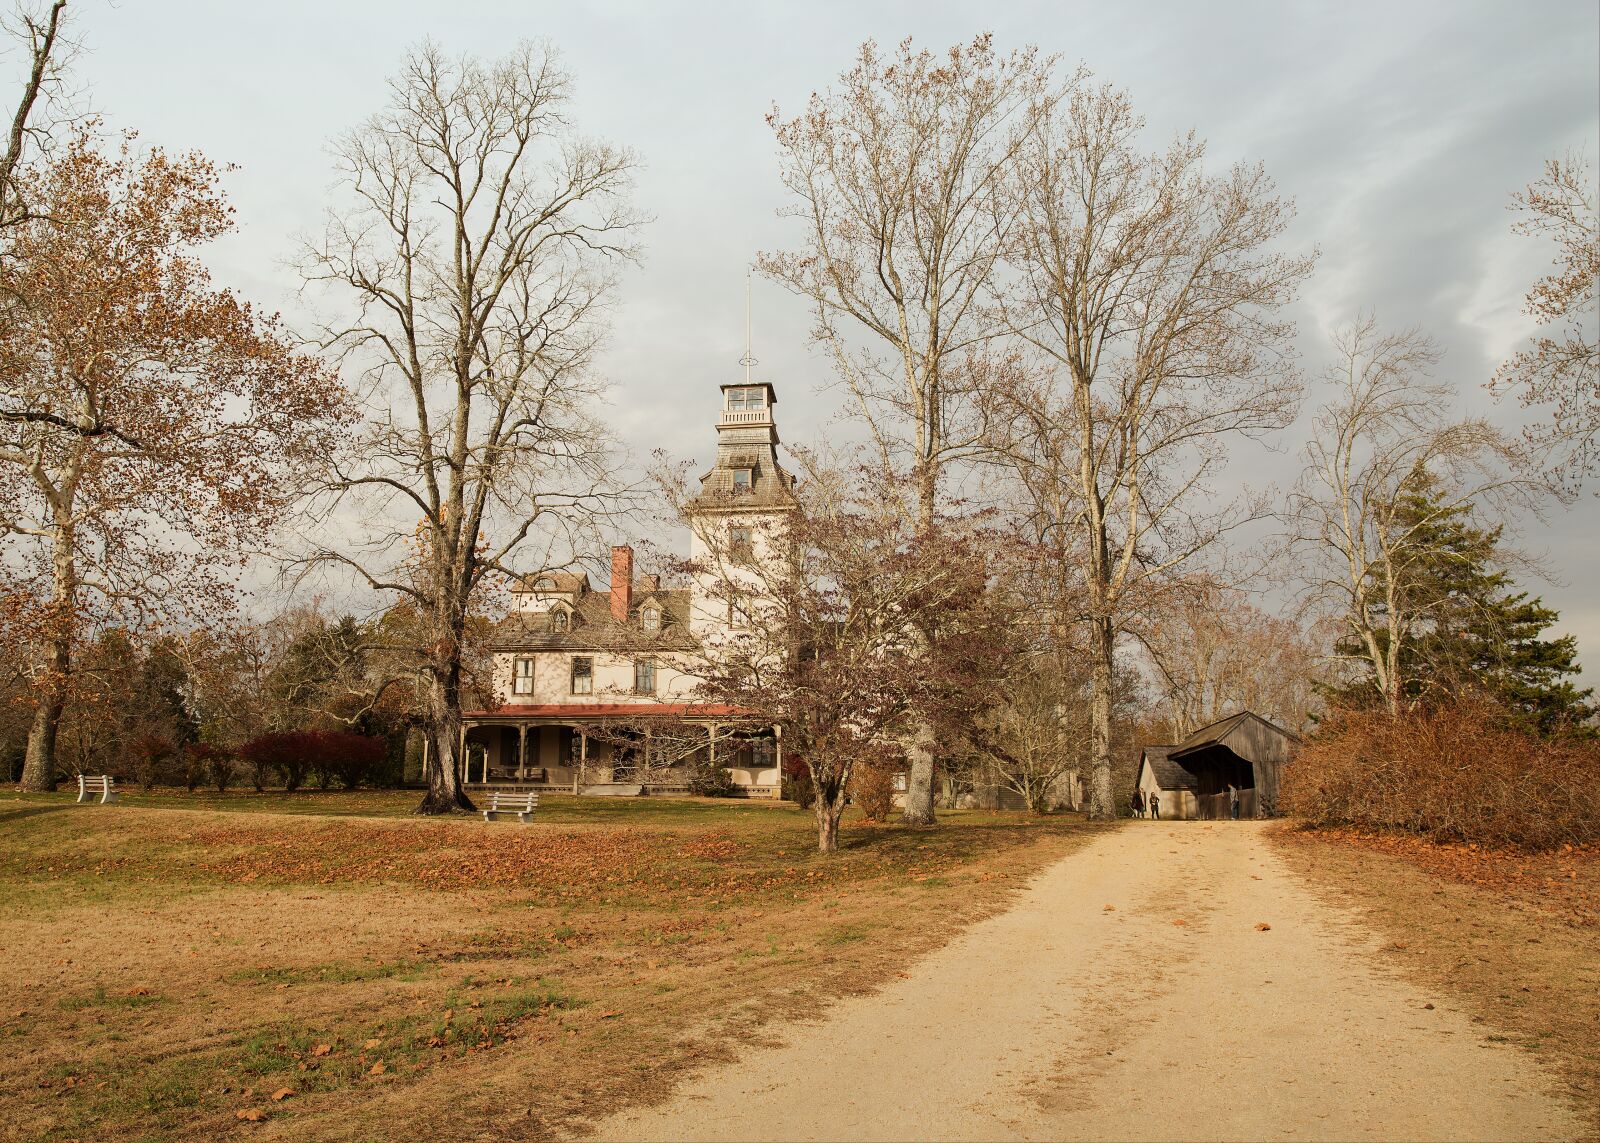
[1490,151,1599,494]
[984,80,1314,819]
[758,36,1065,827]
[299,40,644,814]
[0,0,69,233]
[1287,316,1548,715]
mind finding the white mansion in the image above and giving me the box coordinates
[460,380,796,795]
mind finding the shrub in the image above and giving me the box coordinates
[185,742,235,793]
[130,735,177,792]
[782,756,815,809]
[688,762,739,798]
[1284,697,1600,850]
[236,731,386,791]
[849,762,896,823]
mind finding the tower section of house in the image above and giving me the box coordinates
[460,378,794,797]
[684,381,798,643]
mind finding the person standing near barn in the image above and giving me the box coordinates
[1149,790,1160,820]
[1228,783,1240,820]
[1131,788,1145,819]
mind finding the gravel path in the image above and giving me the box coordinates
[591,821,1581,1142]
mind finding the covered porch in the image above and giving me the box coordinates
[452,703,783,798]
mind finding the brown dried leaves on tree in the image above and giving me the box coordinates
[0,131,351,789]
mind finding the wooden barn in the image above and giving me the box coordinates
[1134,711,1300,820]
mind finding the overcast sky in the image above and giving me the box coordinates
[64,0,1600,681]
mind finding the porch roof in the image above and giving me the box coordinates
[464,702,754,721]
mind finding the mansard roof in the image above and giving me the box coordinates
[491,587,697,653]
[513,571,591,595]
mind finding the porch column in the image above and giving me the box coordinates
[574,730,586,795]
[708,722,718,767]
[458,723,469,786]
[517,725,528,780]
[773,724,783,795]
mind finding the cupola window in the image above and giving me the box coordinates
[726,386,766,411]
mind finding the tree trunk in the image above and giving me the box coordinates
[416,670,474,815]
[900,722,937,827]
[816,795,844,854]
[1086,615,1116,821]
[20,683,63,790]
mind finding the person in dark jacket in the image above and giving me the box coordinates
[1131,789,1145,819]
[1149,790,1161,820]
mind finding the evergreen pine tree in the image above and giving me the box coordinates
[1327,475,1594,735]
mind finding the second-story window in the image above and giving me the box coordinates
[729,524,752,559]
[571,656,593,695]
[513,657,535,695]
[633,657,656,694]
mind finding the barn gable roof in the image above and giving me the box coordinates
[1170,711,1300,760]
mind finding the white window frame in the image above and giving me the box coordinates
[633,657,657,694]
[513,657,536,695]
[571,656,593,695]
[641,606,660,631]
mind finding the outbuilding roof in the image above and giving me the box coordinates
[1140,745,1199,791]
[1170,711,1300,759]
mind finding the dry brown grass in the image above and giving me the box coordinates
[1272,825,1600,1137]
[0,791,1099,1141]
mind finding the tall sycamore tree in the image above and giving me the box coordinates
[759,36,1062,825]
[300,42,643,814]
[0,133,348,789]
[986,82,1313,818]
[1490,152,1598,492]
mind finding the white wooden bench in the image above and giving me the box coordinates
[76,775,119,804]
[481,791,538,824]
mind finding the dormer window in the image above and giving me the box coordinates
[641,605,661,631]
[732,468,753,493]
[726,386,766,412]
[549,606,572,632]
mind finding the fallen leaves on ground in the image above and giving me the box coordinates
[1255,922,1272,931]
[270,1088,294,1101]
[1281,827,1600,926]
[235,1108,265,1122]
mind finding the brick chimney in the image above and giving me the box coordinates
[610,545,633,622]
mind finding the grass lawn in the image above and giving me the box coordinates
[0,789,1102,1142]
[1271,826,1600,1134]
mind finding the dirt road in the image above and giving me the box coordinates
[591,821,1581,1142]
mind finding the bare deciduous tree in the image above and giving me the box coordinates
[1140,578,1320,738]
[1287,317,1544,715]
[0,133,347,790]
[986,82,1313,819]
[299,41,643,814]
[758,36,1063,826]
[0,0,69,234]
[1490,151,1599,492]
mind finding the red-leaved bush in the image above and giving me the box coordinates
[1283,698,1600,850]
[236,731,385,792]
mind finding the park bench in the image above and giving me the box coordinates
[76,774,119,805]
[481,790,538,824]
